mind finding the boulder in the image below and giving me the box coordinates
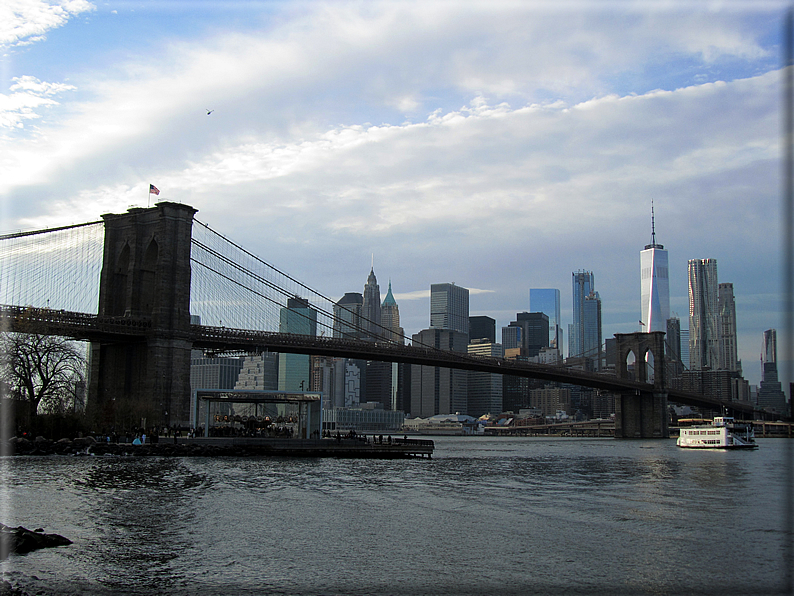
[0,524,72,560]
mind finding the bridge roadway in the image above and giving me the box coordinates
[0,305,761,417]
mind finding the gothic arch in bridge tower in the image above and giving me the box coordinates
[624,349,637,381]
[110,243,130,316]
[613,331,668,439]
[140,237,158,315]
[615,332,665,389]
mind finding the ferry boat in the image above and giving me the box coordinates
[676,416,757,449]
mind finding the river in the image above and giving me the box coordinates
[1,436,791,595]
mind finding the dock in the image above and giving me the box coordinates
[180,436,435,458]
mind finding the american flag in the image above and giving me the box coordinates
[149,184,160,195]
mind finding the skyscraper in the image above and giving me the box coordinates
[582,292,602,371]
[680,328,690,370]
[411,327,469,416]
[569,271,594,361]
[530,288,562,351]
[666,316,683,375]
[430,283,469,334]
[506,312,549,358]
[688,258,719,370]
[380,281,404,344]
[333,292,363,339]
[278,296,317,391]
[469,315,496,343]
[361,267,382,340]
[640,206,670,333]
[758,329,787,413]
[468,339,503,417]
[718,282,740,373]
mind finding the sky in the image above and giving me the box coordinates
[0,0,790,392]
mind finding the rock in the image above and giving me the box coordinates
[0,524,72,560]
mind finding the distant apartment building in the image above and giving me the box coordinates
[530,386,571,417]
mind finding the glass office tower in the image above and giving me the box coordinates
[530,288,562,352]
[640,208,669,333]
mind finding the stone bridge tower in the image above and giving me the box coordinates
[87,202,197,430]
[613,331,668,438]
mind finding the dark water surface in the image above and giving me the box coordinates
[1,437,791,595]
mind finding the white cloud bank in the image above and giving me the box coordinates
[0,0,94,48]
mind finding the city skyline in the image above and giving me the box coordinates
[1,1,788,391]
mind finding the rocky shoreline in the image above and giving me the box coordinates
[0,524,72,595]
[0,524,72,560]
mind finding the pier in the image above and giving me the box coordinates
[183,436,435,458]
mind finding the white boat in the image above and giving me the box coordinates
[676,416,758,449]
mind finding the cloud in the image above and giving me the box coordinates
[0,0,95,48]
[0,76,75,130]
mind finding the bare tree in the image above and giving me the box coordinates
[0,333,86,419]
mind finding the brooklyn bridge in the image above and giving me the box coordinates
[0,202,767,438]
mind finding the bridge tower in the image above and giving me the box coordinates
[87,202,197,430]
[613,331,668,438]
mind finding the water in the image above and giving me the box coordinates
[1,437,791,595]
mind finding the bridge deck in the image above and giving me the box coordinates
[0,304,770,419]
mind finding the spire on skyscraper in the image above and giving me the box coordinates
[382,280,397,307]
[646,200,664,250]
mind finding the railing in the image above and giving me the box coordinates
[0,305,151,338]
[191,323,653,393]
